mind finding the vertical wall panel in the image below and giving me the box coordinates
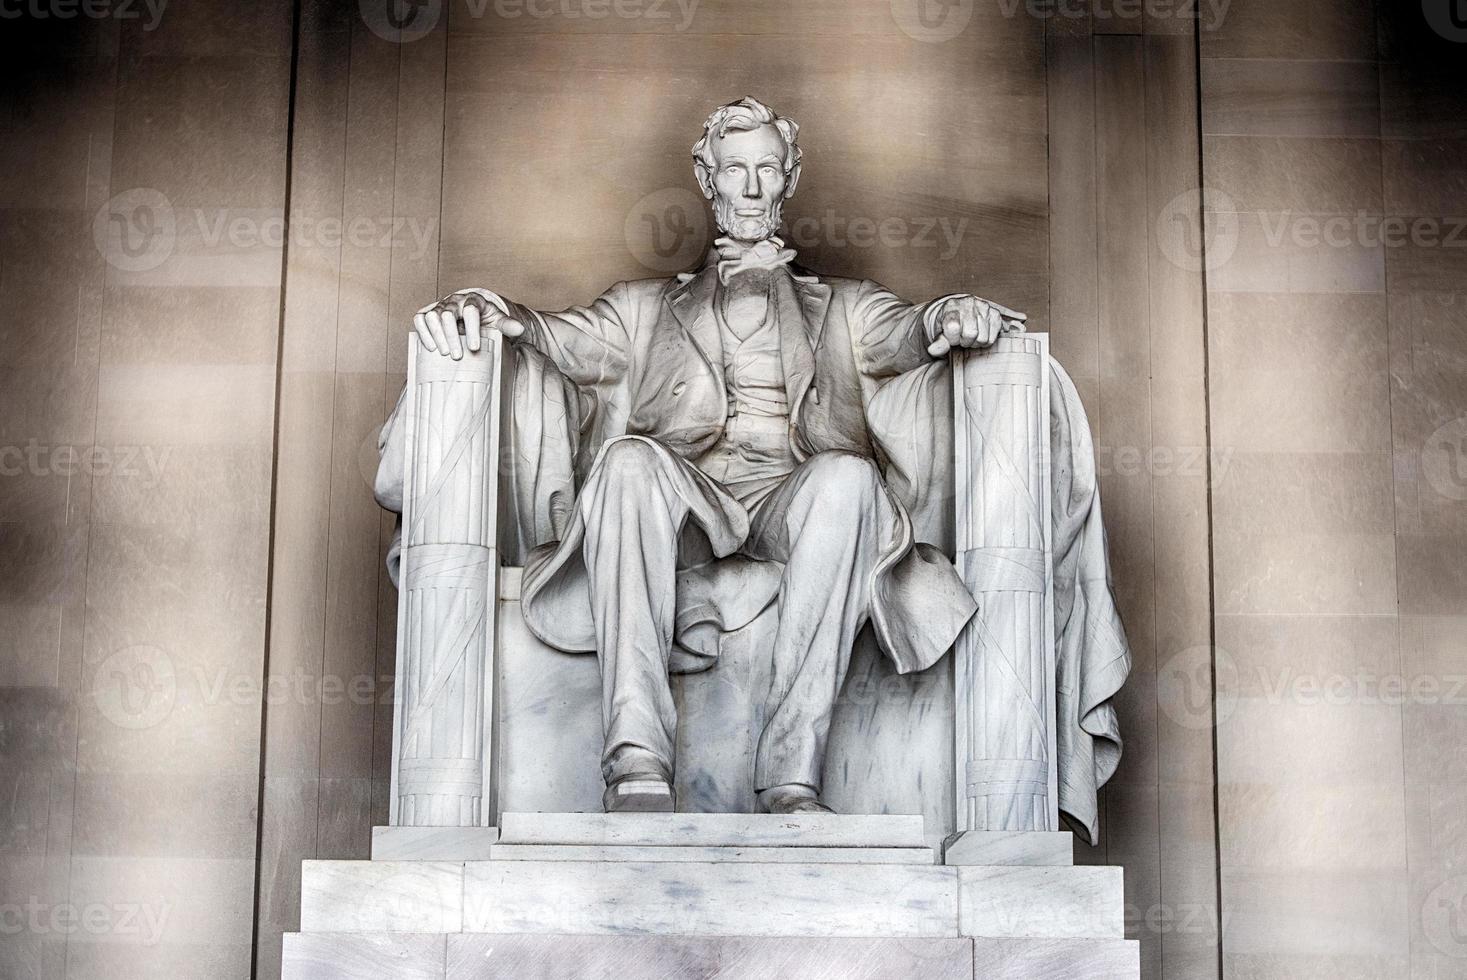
[1203,1,1413,977]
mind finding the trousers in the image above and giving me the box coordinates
[578,434,897,791]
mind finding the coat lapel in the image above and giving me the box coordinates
[774,272,832,414]
[666,265,725,390]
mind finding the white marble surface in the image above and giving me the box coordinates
[372,827,499,861]
[300,861,463,934]
[488,843,935,864]
[280,933,1141,979]
[971,937,1139,978]
[445,935,977,979]
[943,830,1073,866]
[462,860,959,937]
[957,866,1123,939]
[497,811,927,848]
[282,933,446,980]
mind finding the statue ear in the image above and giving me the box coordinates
[783,161,801,200]
[695,161,716,200]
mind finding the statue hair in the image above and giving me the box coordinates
[691,97,802,200]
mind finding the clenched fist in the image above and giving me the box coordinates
[925,295,1027,358]
[413,288,526,360]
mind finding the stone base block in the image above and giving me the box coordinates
[282,934,1140,979]
[943,830,1073,866]
[300,858,1122,940]
[972,937,1140,978]
[462,859,956,937]
[496,811,926,848]
[372,827,500,861]
[488,843,935,864]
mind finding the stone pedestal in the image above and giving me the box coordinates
[283,813,1137,979]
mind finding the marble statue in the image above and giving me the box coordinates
[375,98,1130,839]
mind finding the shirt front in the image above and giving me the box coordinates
[692,279,798,510]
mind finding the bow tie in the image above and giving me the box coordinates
[715,236,797,285]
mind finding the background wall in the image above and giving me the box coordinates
[1201,1,1467,976]
[0,3,294,979]
[3,1,1462,979]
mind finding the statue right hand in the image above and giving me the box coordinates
[413,288,526,360]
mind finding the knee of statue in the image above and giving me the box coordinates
[803,450,882,506]
[593,438,663,484]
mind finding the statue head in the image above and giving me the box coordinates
[692,97,802,243]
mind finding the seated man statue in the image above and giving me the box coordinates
[403,97,1029,816]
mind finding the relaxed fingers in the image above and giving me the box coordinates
[463,303,482,353]
[413,312,438,352]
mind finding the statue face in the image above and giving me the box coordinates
[707,123,791,242]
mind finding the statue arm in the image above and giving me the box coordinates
[848,279,939,379]
[412,282,636,389]
[504,282,636,388]
[850,280,1028,378]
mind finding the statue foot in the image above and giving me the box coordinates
[758,784,836,815]
[602,774,676,813]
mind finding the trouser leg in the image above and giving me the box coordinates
[744,451,888,792]
[579,438,690,785]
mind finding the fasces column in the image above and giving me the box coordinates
[951,335,1058,834]
[390,335,511,826]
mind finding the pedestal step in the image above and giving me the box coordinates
[282,933,1141,980]
[489,843,935,864]
[496,811,927,848]
[300,859,1123,940]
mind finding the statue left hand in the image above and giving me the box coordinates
[926,295,1027,358]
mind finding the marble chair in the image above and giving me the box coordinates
[379,331,1071,851]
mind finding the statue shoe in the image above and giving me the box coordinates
[602,774,676,813]
[758,784,835,815]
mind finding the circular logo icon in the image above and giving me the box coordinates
[92,645,177,730]
[93,188,176,273]
[359,0,442,43]
[1155,187,1240,275]
[890,0,974,42]
[1158,645,1238,731]
[1424,876,1467,958]
[1423,0,1467,42]
[624,187,709,274]
[1423,418,1467,502]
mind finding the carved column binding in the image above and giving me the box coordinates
[951,335,1057,834]
[390,335,511,827]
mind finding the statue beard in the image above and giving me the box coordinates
[712,194,786,244]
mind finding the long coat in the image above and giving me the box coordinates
[495,259,979,677]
